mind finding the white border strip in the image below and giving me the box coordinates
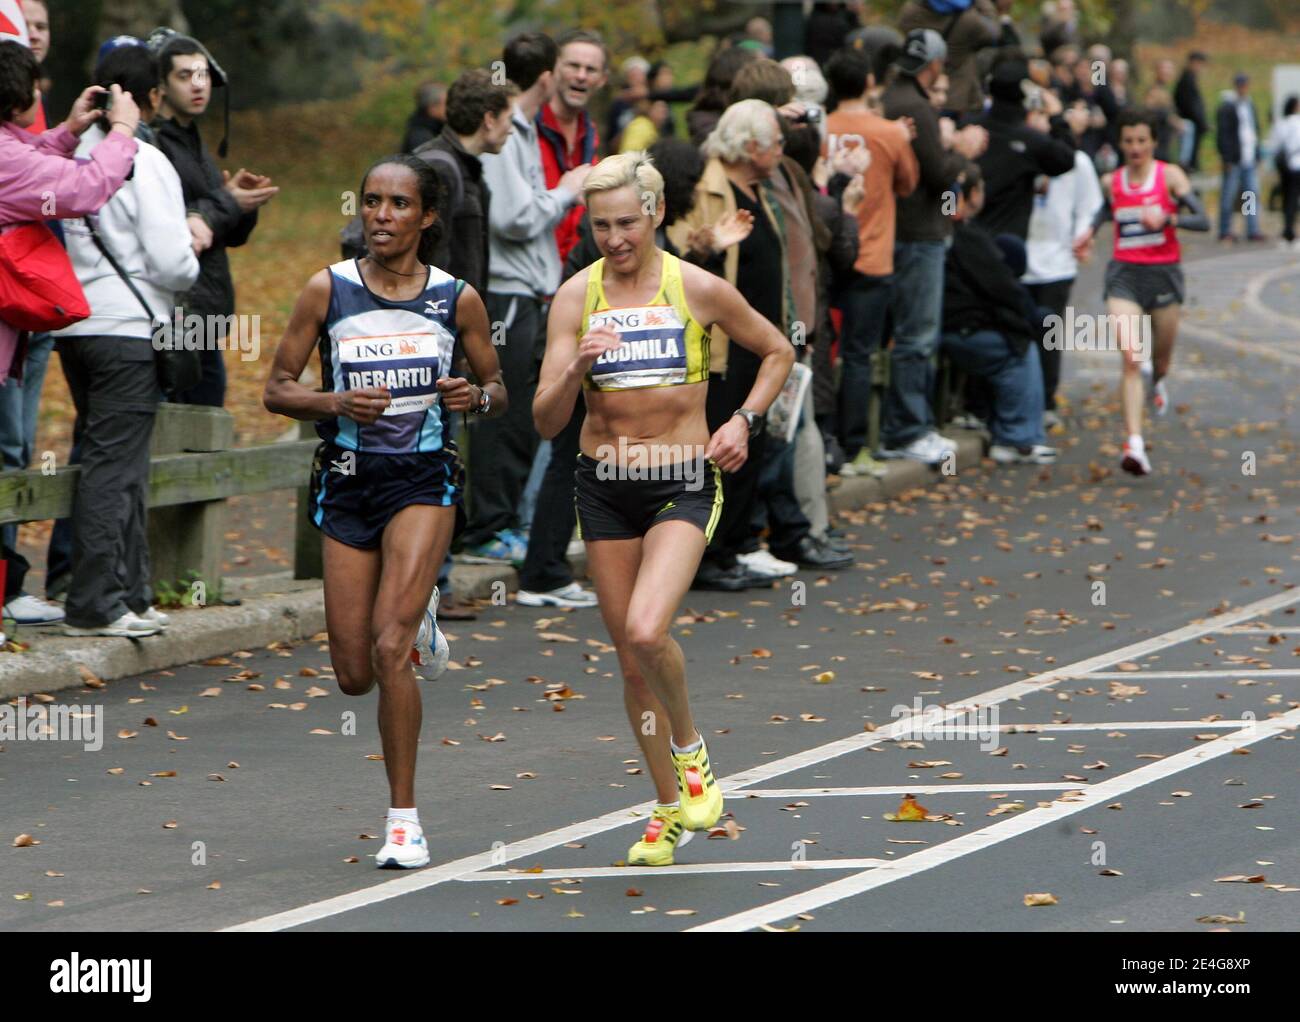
[732,783,1085,797]
[892,720,1249,734]
[457,858,891,882]
[690,707,1300,932]
[1075,669,1300,680]
[224,586,1299,932]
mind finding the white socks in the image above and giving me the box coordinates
[1127,434,1145,452]
[387,807,419,825]
[670,735,702,755]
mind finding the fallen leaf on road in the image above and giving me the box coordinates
[1024,893,1058,906]
[885,795,928,821]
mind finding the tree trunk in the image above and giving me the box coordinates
[1109,0,1138,63]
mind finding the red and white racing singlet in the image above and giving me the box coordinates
[1111,160,1180,265]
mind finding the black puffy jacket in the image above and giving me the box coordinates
[152,116,258,318]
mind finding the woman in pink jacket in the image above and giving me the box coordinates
[0,39,140,383]
[0,39,139,626]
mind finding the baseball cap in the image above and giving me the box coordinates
[897,29,947,77]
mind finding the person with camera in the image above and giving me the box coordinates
[50,42,200,637]
[0,39,142,627]
[974,57,1077,242]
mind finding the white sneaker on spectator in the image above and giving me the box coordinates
[138,607,171,628]
[879,431,953,465]
[737,549,798,578]
[566,537,584,558]
[516,582,598,608]
[990,443,1058,465]
[62,612,160,638]
[3,594,66,625]
[1042,410,1063,431]
[948,413,984,431]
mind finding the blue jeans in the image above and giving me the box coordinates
[518,439,551,532]
[837,273,892,458]
[882,241,946,449]
[941,330,1045,448]
[1219,161,1262,239]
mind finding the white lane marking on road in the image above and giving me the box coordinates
[457,858,892,882]
[731,783,1086,797]
[892,721,1250,734]
[223,586,1300,932]
[689,706,1300,932]
[1244,259,1300,335]
[1179,319,1300,369]
[1216,626,1300,635]
[1075,669,1300,680]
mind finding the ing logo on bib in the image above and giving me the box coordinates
[587,305,689,389]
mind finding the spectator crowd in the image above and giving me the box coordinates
[3,0,1300,637]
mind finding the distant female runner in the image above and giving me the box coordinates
[1074,107,1209,476]
[534,152,793,865]
[264,154,506,869]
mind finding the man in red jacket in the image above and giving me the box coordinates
[536,28,607,264]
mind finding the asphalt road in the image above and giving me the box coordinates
[3,242,1298,933]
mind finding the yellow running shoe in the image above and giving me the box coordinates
[672,738,723,831]
[627,804,693,866]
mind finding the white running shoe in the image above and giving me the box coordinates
[1151,378,1169,417]
[737,549,798,578]
[413,586,450,679]
[3,594,66,625]
[138,606,171,628]
[879,431,954,465]
[516,582,598,608]
[62,612,160,638]
[1120,440,1152,477]
[376,817,430,869]
[990,443,1058,465]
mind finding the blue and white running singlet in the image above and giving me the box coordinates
[316,258,463,454]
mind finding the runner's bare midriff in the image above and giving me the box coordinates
[581,381,710,465]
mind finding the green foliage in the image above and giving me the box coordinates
[155,570,216,610]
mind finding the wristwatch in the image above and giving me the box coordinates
[732,408,763,439]
[471,384,491,415]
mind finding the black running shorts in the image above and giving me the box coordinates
[309,440,463,550]
[573,452,723,542]
[1103,260,1185,310]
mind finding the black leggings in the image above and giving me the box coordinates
[1283,168,1300,243]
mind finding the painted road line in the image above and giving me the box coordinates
[457,858,892,882]
[689,706,1300,932]
[888,721,1250,734]
[1074,669,1300,680]
[1215,627,1300,636]
[224,586,1300,932]
[731,783,1087,798]
[1180,319,1300,370]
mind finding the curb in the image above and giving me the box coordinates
[1,430,986,700]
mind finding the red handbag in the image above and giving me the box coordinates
[0,222,90,332]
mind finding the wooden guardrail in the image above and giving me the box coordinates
[0,404,322,592]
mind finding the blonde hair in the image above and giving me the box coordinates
[703,98,779,162]
[582,150,664,209]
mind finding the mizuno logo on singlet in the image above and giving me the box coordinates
[425,298,448,316]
